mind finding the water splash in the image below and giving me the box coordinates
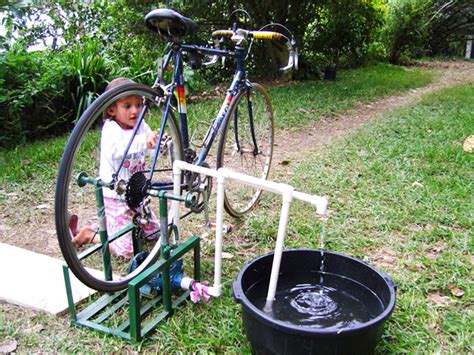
[249,272,383,329]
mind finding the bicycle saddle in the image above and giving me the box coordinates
[145,9,199,38]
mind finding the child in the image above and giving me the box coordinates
[71,78,161,258]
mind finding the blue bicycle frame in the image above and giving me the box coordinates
[147,42,251,184]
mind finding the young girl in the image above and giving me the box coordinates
[71,78,161,258]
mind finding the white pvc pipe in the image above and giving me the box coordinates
[173,161,223,297]
[172,160,328,300]
[172,165,182,243]
[263,185,293,312]
[210,173,225,297]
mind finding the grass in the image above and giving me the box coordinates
[0,63,432,188]
[280,83,473,353]
[3,63,472,353]
[187,63,433,135]
[268,63,433,130]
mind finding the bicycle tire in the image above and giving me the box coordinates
[55,83,183,292]
[216,82,274,218]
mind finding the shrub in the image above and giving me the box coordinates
[0,47,66,147]
[0,39,116,148]
[303,0,385,76]
[383,0,430,64]
[64,38,115,122]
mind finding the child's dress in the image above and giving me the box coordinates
[99,120,160,258]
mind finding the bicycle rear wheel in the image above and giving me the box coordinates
[55,83,183,292]
[217,82,274,218]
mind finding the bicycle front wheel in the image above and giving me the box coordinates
[217,82,274,218]
[55,83,183,292]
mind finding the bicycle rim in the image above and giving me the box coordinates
[55,83,183,292]
[217,82,274,218]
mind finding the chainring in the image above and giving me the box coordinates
[188,162,213,213]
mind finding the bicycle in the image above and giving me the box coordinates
[55,8,298,292]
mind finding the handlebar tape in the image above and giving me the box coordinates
[250,31,282,41]
[212,30,284,41]
[211,30,234,38]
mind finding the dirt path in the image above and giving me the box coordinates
[1,61,473,259]
[272,61,474,174]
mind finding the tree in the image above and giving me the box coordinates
[383,0,430,64]
[305,0,385,78]
[172,0,385,79]
[426,0,474,55]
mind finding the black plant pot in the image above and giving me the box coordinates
[324,66,337,81]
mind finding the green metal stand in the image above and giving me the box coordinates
[62,180,202,343]
[62,235,200,343]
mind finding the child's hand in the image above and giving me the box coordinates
[146,131,158,149]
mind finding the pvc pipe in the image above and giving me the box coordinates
[173,160,220,178]
[210,173,225,297]
[173,160,223,297]
[172,165,182,243]
[263,185,293,312]
[173,161,326,214]
[171,160,328,301]
[218,168,328,215]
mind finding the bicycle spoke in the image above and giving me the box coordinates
[55,83,183,292]
[217,83,274,217]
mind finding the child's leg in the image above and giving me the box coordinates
[69,212,98,245]
[103,197,134,258]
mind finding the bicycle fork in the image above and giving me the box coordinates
[234,87,259,156]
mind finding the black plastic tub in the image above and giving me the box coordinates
[232,249,396,355]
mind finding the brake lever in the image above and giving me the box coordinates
[279,41,298,72]
[202,38,222,67]
[203,55,219,67]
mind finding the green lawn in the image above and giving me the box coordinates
[3,64,471,353]
[0,63,432,189]
[280,83,473,353]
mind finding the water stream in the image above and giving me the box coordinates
[319,223,326,290]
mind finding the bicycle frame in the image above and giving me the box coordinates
[148,42,251,183]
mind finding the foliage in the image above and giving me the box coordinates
[65,38,114,122]
[0,47,66,147]
[425,0,474,56]
[0,38,114,148]
[305,0,385,68]
[383,0,431,64]
[4,0,468,147]
[383,0,474,63]
[0,0,168,148]
[175,1,386,78]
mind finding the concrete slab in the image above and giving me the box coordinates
[0,243,99,315]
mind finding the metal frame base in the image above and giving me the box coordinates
[62,235,200,343]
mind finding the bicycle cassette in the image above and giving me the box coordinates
[125,171,148,211]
